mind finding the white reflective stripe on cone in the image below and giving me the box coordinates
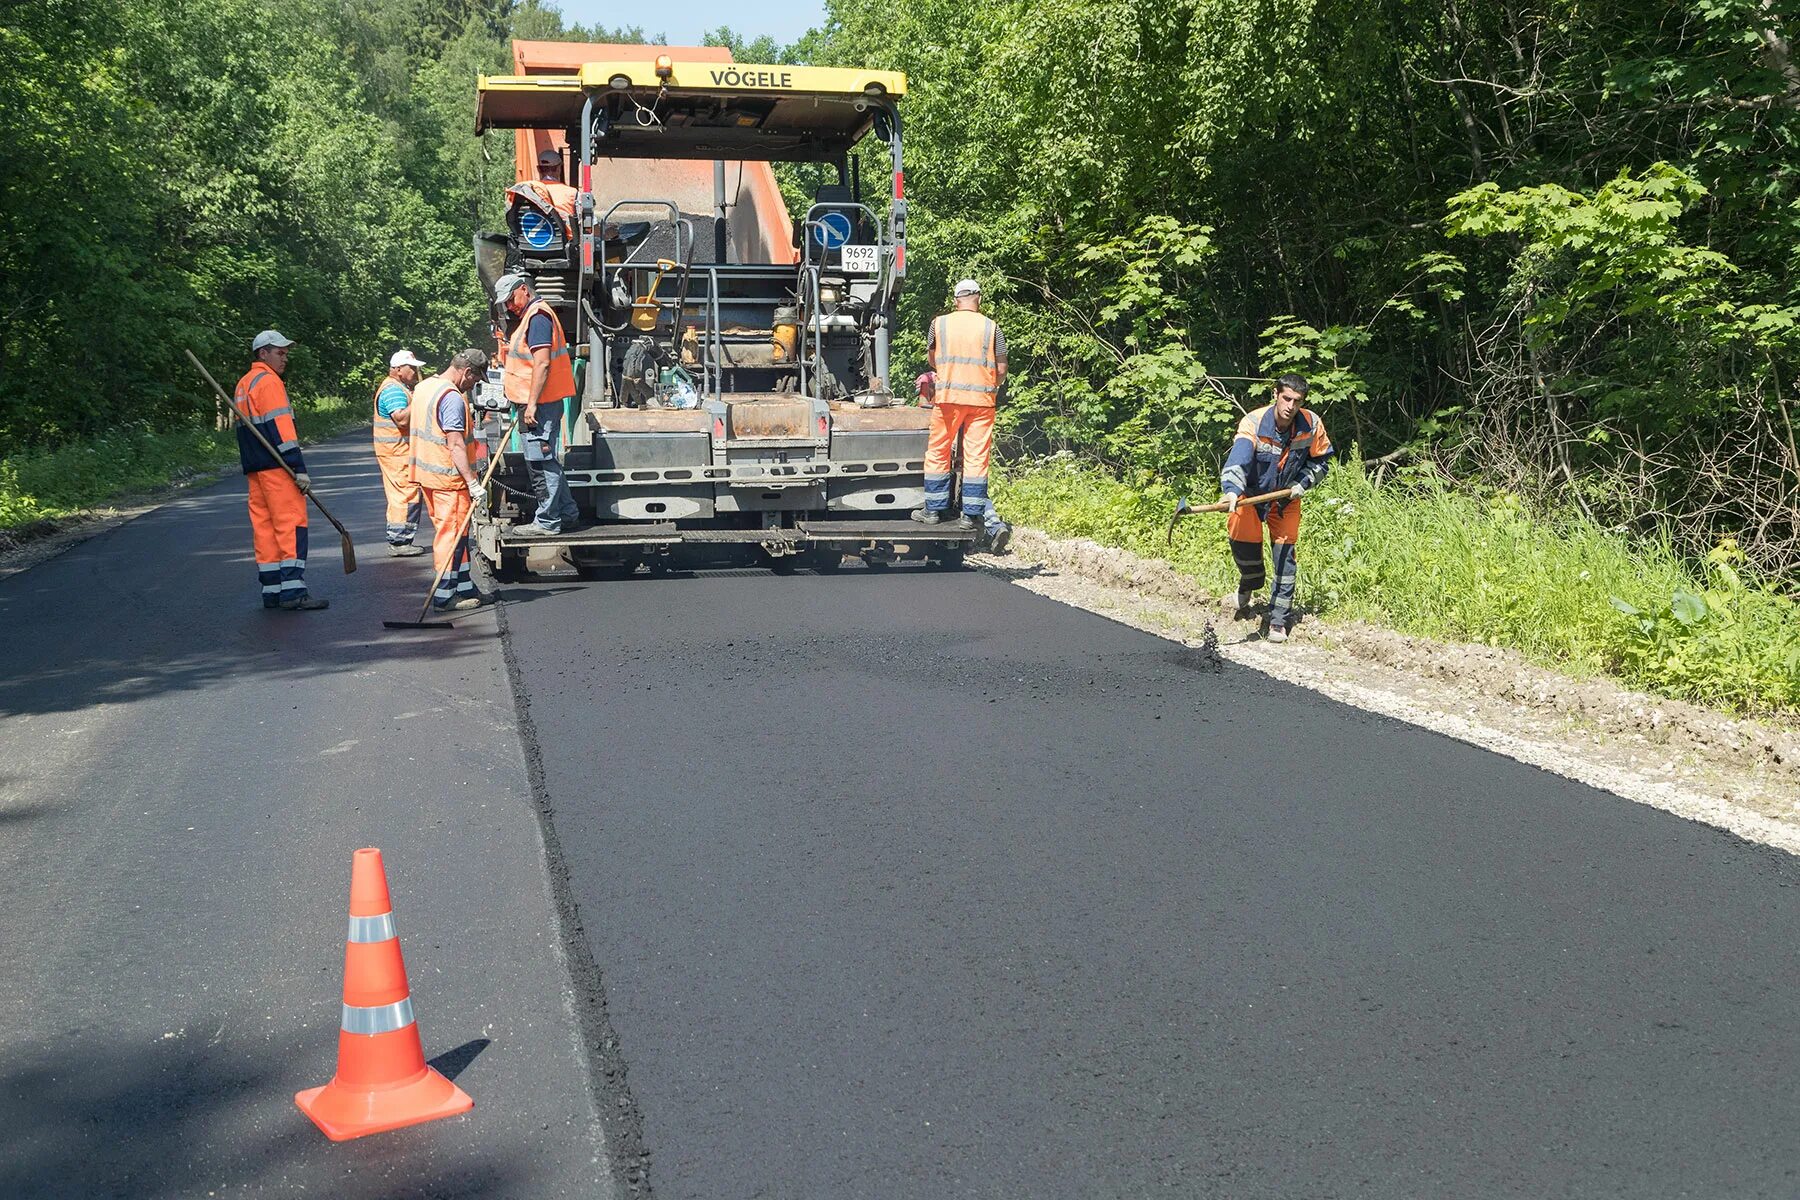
[341,997,415,1035]
[347,912,397,943]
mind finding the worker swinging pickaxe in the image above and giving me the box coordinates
[1165,488,1295,545]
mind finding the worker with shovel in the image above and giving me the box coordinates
[1219,374,1333,643]
[235,330,327,611]
[409,349,492,612]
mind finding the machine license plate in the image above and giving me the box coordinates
[840,244,880,273]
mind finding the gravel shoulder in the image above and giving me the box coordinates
[974,529,1800,855]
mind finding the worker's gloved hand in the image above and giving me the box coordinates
[294,472,312,494]
[467,479,485,507]
[1221,492,1240,512]
[1288,482,1307,499]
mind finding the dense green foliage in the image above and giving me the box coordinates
[0,0,642,448]
[0,397,363,528]
[805,0,1800,576]
[1001,461,1800,713]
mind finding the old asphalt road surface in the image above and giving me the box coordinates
[8,436,1800,1200]
[0,438,609,1199]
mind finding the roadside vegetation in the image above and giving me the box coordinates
[1000,460,1800,715]
[0,398,361,530]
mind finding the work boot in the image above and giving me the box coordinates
[512,522,558,537]
[388,543,426,557]
[433,594,486,613]
[279,593,329,611]
[948,513,977,531]
[986,523,1013,555]
[910,507,945,525]
[1266,624,1289,644]
[1234,589,1255,614]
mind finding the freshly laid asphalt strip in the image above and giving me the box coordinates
[508,563,1800,1199]
[0,438,611,1199]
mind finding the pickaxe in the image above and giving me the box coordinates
[1165,488,1296,545]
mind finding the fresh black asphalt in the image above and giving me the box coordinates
[508,563,1800,1199]
[6,432,1800,1198]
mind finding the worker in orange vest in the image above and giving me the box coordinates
[493,273,582,535]
[408,348,492,612]
[374,349,428,556]
[1219,373,1334,643]
[519,148,578,236]
[911,279,1012,553]
[235,330,326,610]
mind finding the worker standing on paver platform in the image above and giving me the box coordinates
[236,330,327,611]
[494,272,582,537]
[1219,373,1333,643]
[374,349,428,556]
[409,349,492,612]
[521,148,578,232]
[912,279,1013,554]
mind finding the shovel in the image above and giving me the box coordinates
[1165,487,1296,545]
[185,349,357,573]
[384,408,522,630]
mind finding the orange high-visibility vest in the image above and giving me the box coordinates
[508,181,577,239]
[931,310,1001,408]
[371,378,411,470]
[502,299,576,408]
[409,376,473,489]
[233,363,301,473]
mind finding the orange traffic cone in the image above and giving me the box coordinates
[295,847,472,1140]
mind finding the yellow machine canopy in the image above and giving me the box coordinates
[478,61,908,162]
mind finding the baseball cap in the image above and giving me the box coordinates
[251,329,295,351]
[492,272,531,304]
[389,349,427,369]
[537,148,561,166]
[953,279,981,297]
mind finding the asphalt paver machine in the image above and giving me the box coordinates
[472,46,972,578]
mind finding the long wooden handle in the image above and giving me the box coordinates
[1167,487,1300,545]
[1187,487,1297,514]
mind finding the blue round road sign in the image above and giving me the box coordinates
[810,211,854,250]
[519,209,558,250]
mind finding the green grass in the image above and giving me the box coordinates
[0,396,363,529]
[996,457,1800,715]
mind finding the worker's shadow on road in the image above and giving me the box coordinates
[0,1027,537,1200]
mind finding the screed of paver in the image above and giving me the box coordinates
[505,562,1800,1200]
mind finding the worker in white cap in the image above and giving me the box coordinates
[374,349,429,555]
[234,330,326,609]
[912,279,1012,553]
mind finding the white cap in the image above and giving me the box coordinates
[389,349,427,369]
[953,279,981,297]
[251,329,295,351]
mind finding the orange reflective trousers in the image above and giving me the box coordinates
[423,486,476,607]
[247,468,309,607]
[922,402,998,527]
